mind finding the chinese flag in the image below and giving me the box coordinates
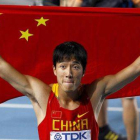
[0,6,140,103]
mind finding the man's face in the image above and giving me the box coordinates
[53,59,84,93]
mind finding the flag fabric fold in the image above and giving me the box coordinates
[0,6,140,103]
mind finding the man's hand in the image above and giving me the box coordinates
[60,0,83,7]
[132,0,140,7]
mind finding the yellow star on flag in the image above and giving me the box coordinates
[0,13,3,15]
[20,29,33,41]
[35,17,49,27]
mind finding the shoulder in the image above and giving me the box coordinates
[84,78,106,99]
[24,75,53,101]
[25,75,52,90]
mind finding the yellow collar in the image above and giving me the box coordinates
[52,83,83,98]
[52,83,59,97]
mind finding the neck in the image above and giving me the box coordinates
[57,86,82,109]
[58,86,82,103]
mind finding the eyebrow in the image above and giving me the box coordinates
[59,60,81,64]
[72,61,81,64]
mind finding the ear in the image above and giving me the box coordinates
[83,70,85,77]
[53,65,56,76]
[83,68,86,76]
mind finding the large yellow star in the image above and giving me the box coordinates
[19,29,33,41]
[0,13,3,15]
[35,17,49,27]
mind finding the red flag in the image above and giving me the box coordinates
[0,6,140,103]
[51,111,62,119]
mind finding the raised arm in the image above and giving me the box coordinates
[0,56,50,102]
[0,56,51,124]
[86,57,140,119]
[0,56,33,95]
[103,56,140,98]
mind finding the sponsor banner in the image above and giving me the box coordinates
[50,130,91,140]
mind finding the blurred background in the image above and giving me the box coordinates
[0,0,139,7]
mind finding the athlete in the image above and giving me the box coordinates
[0,41,140,140]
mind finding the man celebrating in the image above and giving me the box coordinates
[0,41,140,140]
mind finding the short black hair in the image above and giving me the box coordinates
[53,41,87,73]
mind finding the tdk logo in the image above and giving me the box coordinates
[62,132,87,140]
[54,133,62,140]
[54,132,87,140]
[51,130,91,140]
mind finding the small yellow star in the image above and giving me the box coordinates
[19,29,33,41]
[35,17,49,27]
[0,13,3,15]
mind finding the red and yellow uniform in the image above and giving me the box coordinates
[38,84,99,140]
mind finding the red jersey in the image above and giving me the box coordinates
[38,84,99,140]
